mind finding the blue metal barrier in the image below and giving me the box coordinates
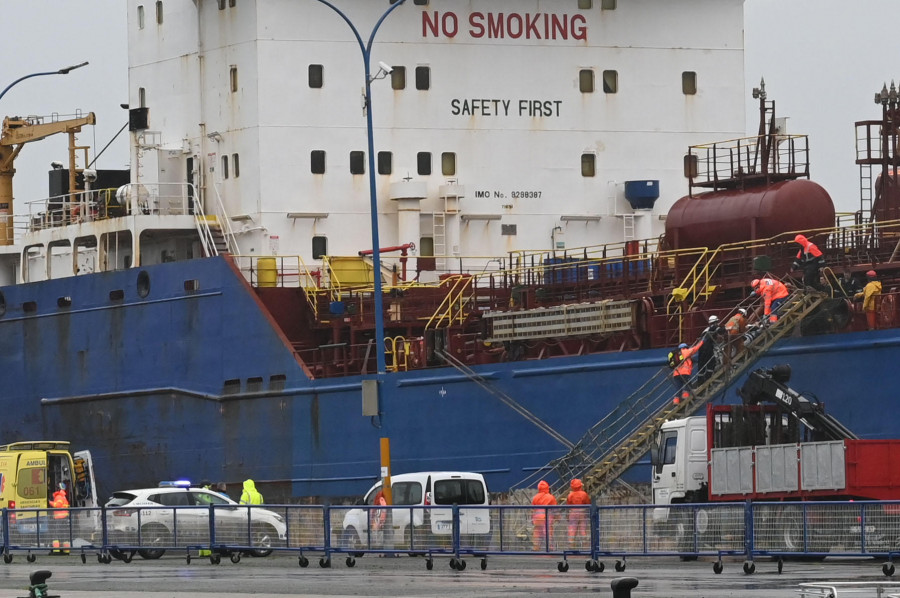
[2,501,900,576]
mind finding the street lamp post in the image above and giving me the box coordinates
[315,0,405,375]
[0,62,89,103]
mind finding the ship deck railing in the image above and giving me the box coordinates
[687,133,810,193]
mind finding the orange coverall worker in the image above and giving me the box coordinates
[49,485,70,551]
[752,278,789,322]
[793,234,825,289]
[724,310,748,363]
[565,479,591,545]
[855,271,882,330]
[532,480,557,550]
[672,341,703,404]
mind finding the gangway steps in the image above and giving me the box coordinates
[544,289,827,497]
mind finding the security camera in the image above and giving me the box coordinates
[50,161,64,170]
[378,61,394,75]
[83,169,98,182]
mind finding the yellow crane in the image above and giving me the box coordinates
[0,112,96,245]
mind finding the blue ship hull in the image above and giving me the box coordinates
[0,256,892,500]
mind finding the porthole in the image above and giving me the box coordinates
[109,289,125,301]
[137,270,151,298]
[57,296,72,308]
[23,301,37,313]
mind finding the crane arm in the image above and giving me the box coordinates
[0,113,96,146]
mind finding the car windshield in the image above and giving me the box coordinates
[106,492,137,507]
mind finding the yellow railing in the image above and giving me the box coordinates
[424,275,475,331]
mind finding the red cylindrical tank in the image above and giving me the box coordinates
[665,179,835,250]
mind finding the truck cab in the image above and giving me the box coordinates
[651,416,708,507]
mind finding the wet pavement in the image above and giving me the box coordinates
[0,552,895,597]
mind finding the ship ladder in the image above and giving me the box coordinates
[435,349,574,450]
[526,289,827,497]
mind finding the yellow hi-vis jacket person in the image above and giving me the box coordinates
[240,479,264,505]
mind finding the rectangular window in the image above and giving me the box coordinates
[155,0,163,24]
[312,236,327,259]
[138,5,145,29]
[230,66,238,92]
[441,152,456,176]
[377,151,392,175]
[601,0,616,8]
[578,0,592,8]
[413,0,428,5]
[501,224,517,236]
[232,153,240,178]
[417,152,432,176]
[682,71,697,95]
[218,0,226,8]
[309,64,323,89]
[391,66,406,90]
[350,151,365,175]
[138,87,146,108]
[603,70,618,94]
[311,150,326,174]
[415,66,431,91]
[229,0,236,6]
[222,155,229,179]
[579,69,594,93]
[581,153,596,177]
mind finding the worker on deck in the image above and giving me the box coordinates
[696,315,725,385]
[565,478,591,547]
[531,480,557,551]
[792,234,825,290]
[239,479,264,505]
[854,270,882,330]
[751,277,789,323]
[672,341,703,404]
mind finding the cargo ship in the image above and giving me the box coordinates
[1,1,898,501]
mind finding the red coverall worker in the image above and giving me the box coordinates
[565,479,591,546]
[751,278,789,323]
[793,234,825,289]
[672,341,703,404]
[371,490,387,531]
[531,480,557,551]
[854,271,882,330]
[723,309,748,365]
[49,483,70,552]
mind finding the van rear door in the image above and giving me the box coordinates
[429,477,489,536]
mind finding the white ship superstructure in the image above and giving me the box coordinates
[2,0,746,283]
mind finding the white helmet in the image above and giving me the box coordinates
[708,315,719,324]
[738,308,748,316]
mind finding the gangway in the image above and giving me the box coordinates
[541,288,828,497]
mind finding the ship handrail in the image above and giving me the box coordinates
[424,274,475,331]
[206,181,241,255]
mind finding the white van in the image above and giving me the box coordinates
[340,472,490,552]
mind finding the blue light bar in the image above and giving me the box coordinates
[158,480,192,488]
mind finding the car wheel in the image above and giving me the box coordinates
[137,524,170,560]
[249,524,276,557]
[342,527,364,558]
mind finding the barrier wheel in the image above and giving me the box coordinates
[884,563,895,577]
[594,561,605,573]
[3,554,11,564]
[449,557,458,570]
[458,559,467,571]
[557,561,569,573]
[186,554,191,564]
[777,558,783,574]
[743,561,756,575]
[615,560,626,572]
[481,558,487,571]
[97,554,104,564]
[80,553,86,564]
[713,561,724,574]
[230,553,241,564]
[26,554,36,563]
[122,552,133,564]
[319,557,331,568]
[426,558,433,571]
[346,557,356,568]
[210,555,221,565]
[298,556,309,568]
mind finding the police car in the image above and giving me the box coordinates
[105,481,286,559]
